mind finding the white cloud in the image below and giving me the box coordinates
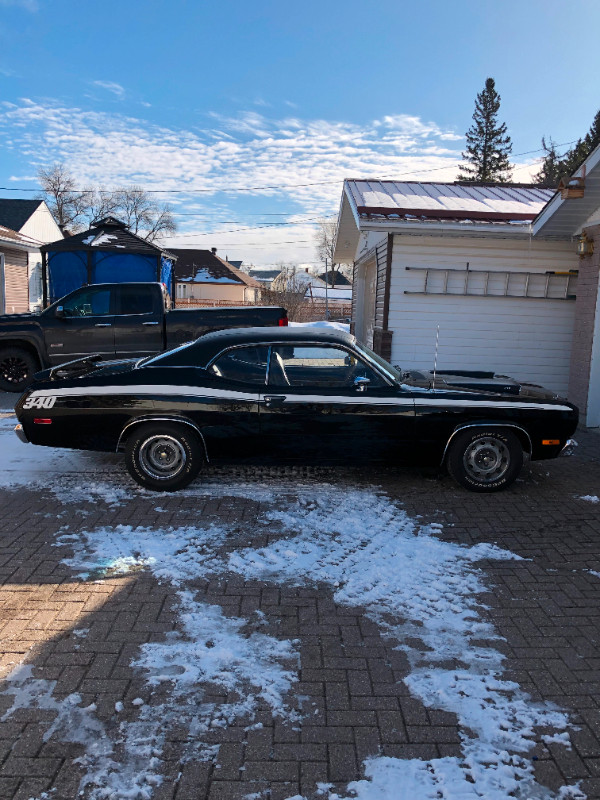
[0,98,539,263]
[0,0,38,10]
[92,80,126,99]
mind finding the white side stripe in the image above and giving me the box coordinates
[27,384,573,412]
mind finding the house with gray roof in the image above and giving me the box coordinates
[171,248,261,305]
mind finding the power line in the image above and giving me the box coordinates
[0,140,578,196]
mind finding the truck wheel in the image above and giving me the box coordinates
[124,422,203,491]
[0,347,39,393]
[447,428,523,492]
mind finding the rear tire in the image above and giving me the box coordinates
[124,422,203,491]
[447,428,523,492]
[0,347,38,393]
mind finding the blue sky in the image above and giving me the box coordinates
[0,0,598,265]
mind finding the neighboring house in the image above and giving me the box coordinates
[247,268,282,287]
[0,225,44,314]
[334,179,580,404]
[272,268,326,292]
[0,199,63,310]
[171,248,261,304]
[317,270,353,287]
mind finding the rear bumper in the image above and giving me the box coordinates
[14,424,29,444]
[560,438,577,456]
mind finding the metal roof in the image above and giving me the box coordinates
[0,199,43,232]
[345,181,554,222]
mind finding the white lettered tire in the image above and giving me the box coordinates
[124,422,203,491]
[447,428,523,492]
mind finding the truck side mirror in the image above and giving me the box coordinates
[55,306,65,319]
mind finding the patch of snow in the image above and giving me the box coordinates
[578,495,599,503]
[542,731,572,749]
[288,320,350,332]
[226,488,578,800]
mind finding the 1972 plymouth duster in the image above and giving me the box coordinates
[14,327,578,493]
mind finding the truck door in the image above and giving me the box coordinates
[113,285,163,359]
[42,285,115,364]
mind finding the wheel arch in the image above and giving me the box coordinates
[116,416,209,462]
[0,339,43,368]
[441,422,532,466]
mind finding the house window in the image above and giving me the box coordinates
[177,283,187,299]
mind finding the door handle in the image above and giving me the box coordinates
[142,321,159,326]
[95,323,112,327]
[264,395,286,407]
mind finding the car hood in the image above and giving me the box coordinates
[401,369,560,401]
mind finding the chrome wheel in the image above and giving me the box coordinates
[139,435,187,480]
[463,437,510,483]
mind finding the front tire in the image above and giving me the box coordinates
[447,428,523,492]
[124,422,203,491]
[0,347,38,393]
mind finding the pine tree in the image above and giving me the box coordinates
[535,110,600,185]
[459,78,513,183]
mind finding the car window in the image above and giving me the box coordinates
[268,345,384,389]
[116,286,155,315]
[208,346,269,385]
[61,287,112,317]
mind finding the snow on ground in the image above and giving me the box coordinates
[578,495,599,503]
[0,416,583,799]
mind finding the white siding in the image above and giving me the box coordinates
[19,204,62,244]
[387,236,577,395]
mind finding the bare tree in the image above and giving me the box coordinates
[315,218,344,286]
[111,187,176,241]
[37,163,91,233]
[37,164,177,241]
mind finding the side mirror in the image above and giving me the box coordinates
[354,376,370,393]
[55,306,65,319]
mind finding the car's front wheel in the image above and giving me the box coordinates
[446,428,523,492]
[124,422,203,491]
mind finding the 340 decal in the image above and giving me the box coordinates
[23,396,57,410]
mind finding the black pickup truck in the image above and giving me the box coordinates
[0,282,288,392]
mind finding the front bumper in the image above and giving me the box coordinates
[560,438,577,456]
[14,424,29,444]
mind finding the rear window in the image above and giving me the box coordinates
[116,286,155,315]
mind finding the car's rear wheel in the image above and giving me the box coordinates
[447,428,523,492]
[0,347,38,393]
[124,422,203,491]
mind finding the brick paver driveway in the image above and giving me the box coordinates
[0,393,599,800]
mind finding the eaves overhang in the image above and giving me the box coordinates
[533,142,600,239]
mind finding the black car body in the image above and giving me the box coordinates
[0,282,287,392]
[14,327,578,492]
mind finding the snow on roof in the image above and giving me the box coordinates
[345,180,554,222]
[171,249,261,287]
[306,287,352,300]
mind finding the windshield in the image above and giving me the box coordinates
[354,342,402,383]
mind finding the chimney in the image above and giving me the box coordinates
[211,247,217,255]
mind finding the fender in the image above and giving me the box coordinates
[440,422,533,466]
[116,415,210,462]
[0,333,47,368]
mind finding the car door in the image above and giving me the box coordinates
[42,285,116,365]
[258,343,416,463]
[184,344,268,461]
[112,285,163,359]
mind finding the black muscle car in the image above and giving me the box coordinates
[14,327,578,493]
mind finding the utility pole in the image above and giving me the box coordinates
[325,258,330,320]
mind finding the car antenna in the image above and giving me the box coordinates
[432,325,440,391]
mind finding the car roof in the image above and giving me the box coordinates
[148,325,356,368]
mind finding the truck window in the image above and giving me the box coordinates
[116,286,155,316]
[61,287,112,317]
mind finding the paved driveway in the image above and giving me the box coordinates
[0,402,598,800]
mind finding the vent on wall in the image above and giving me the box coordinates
[404,267,578,300]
